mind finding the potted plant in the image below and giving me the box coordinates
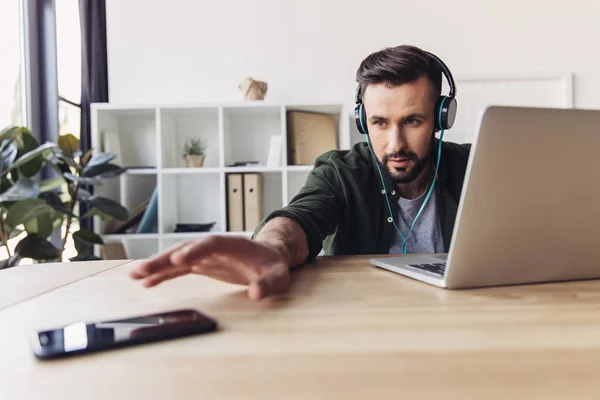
[182,138,207,168]
[0,126,128,269]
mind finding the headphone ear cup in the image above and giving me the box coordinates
[435,96,444,131]
[354,103,368,135]
[435,96,458,130]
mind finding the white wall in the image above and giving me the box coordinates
[106,0,600,110]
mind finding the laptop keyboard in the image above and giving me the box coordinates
[407,262,447,276]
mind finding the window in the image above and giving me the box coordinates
[0,1,25,128]
[56,0,82,138]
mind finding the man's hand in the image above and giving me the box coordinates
[129,235,291,301]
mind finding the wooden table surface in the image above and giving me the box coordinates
[0,259,133,311]
[1,255,600,399]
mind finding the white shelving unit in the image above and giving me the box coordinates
[91,102,348,259]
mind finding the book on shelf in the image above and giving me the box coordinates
[243,173,263,231]
[226,172,263,232]
[137,187,159,234]
[226,173,244,231]
[106,198,151,234]
[266,135,282,167]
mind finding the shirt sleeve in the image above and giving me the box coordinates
[252,154,347,262]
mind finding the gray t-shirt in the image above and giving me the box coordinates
[389,187,445,254]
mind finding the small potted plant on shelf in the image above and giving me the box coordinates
[182,137,207,168]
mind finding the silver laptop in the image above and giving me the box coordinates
[370,105,600,289]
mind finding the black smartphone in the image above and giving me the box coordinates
[31,309,218,360]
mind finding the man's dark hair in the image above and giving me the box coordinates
[356,45,442,102]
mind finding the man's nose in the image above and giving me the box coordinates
[386,124,407,152]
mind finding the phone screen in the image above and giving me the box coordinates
[31,309,217,360]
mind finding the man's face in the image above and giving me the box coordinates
[363,75,436,184]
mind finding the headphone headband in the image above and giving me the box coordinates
[355,52,455,103]
[424,51,456,98]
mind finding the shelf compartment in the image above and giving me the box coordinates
[161,173,222,235]
[225,171,283,233]
[160,107,220,169]
[95,108,157,168]
[223,105,282,167]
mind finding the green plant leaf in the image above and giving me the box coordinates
[82,207,113,221]
[52,152,80,171]
[47,158,71,177]
[6,198,54,228]
[70,232,102,261]
[0,179,40,203]
[39,191,76,217]
[85,196,128,220]
[39,177,65,193]
[17,131,43,177]
[77,188,92,201]
[0,126,18,139]
[69,253,101,262]
[1,142,57,177]
[63,172,103,186]
[23,212,54,238]
[82,163,126,178]
[0,228,24,245]
[57,134,80,156]
[0,126,26,143]
[72,235,94,259]
[0,254,22,270]
[14,234,61,260]
[0,139,18,174]
[19,130,40,152]
[73,229,104,245]
[182,137,207,157]
[86,151,116,168]
[0,177,11,194]
[51,212,65,232]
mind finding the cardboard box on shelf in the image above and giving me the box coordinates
[286,111,337,165]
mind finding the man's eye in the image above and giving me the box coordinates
[405,118,421,126]
[374,121,386,127]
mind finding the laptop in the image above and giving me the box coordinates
[370,105,600,289]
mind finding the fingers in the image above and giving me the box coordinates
[129,241,189,279]
[141,265,192,288]
[248,263,290,301]
[129,235,292,300]
[191,260,250,285]
[170,235,277,267]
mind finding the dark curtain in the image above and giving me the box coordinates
[79,0,109,230]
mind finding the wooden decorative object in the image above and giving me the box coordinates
[239,77,268,100]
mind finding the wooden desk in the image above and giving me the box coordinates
[1,255,600,399]
[0,259,133,311]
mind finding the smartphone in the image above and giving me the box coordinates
[31,309,217,360]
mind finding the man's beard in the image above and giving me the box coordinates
[376,145,433,185]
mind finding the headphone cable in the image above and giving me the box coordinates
[365,129,444,254]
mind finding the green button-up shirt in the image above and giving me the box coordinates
[254,139,471,262]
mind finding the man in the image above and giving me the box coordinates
[129,45,471,300]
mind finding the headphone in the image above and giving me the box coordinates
[353,51,457,254]
[354,51,457,134]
